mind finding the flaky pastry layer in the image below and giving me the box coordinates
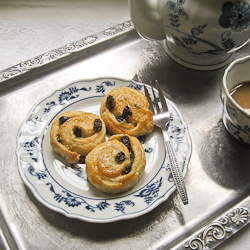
[86,134,145,193]
[50,111,106,163]
[100,87,154,137]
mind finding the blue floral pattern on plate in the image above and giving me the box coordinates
[16,78,191,223]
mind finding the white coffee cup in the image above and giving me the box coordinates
[221,55,250,144]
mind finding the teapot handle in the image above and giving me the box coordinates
[128,0,166,40]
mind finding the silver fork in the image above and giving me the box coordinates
[144,81,188,205]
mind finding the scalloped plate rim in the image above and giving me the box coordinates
[16,77,192,223]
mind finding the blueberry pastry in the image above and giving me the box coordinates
[50,111,106,164]
[85,134,146,194]
[100,87,154,137]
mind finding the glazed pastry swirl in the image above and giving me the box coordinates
[86,134,146,193]
[100,87,154,137]
[50,111,106,164]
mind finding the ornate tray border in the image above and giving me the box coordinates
[0,20,134,84]
[183,207,249,250]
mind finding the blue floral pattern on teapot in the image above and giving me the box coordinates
[129,0,250,70]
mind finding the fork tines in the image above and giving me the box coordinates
[154,80,169,114]
[144,84,154,113]
[144,80,169,115]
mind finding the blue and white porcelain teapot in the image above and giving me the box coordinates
[128,0,250,70]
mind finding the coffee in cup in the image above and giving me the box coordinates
[230,81,250,115]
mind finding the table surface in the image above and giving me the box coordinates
[0,0,249,249]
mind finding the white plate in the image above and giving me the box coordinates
[16,77,192,223]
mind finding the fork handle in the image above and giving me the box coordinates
[162,130,188,205]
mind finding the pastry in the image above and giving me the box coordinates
[85,134,146,193]
[50,111,106,164]
[100,87,154,137]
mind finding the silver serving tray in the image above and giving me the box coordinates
[0,20,249,250]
